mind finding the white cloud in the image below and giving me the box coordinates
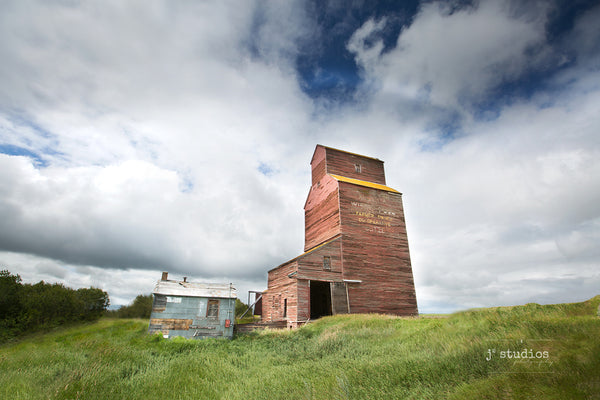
[349,0,550,114]
[0,154,306,281]
[387,88,600,309]
[347,18,387,72]
[0,0,598,313]
[333,0,600,311]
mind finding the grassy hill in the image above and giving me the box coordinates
[1,296,599,399]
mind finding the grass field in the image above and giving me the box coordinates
[1,296,599,399]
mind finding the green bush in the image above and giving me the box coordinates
[106,294,153,319]
[0,270,109,342]
[235,298,250,317]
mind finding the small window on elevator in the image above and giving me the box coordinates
[323,256,331,270]
[354,164,362,173]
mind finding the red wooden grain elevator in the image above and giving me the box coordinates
[262,145,418,327]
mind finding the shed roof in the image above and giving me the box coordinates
[329,174,401,194]
[153,280,237,299]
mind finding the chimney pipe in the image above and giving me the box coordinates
[183,277,187,283]
[161,271,168,281]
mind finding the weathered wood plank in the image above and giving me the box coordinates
[264,145,418,327]
[322,146,387,185]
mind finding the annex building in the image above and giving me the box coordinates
[148,272,236,339]
[262,145,418,328]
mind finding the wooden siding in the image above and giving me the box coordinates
[304,174,340,251]
[338,181,418,315]
[265,145,418,325]
[296,239,346,319]
[149,318,193,332]
[148,295,236,339]
[265,238,344,326]
[310,145,327,185]
[264,261,298,326]
[331,282,349,314]
[296,237,343,281]
[324,146,386,185]
[296,280,310,324]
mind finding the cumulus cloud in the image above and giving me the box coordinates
[333,0,600,310]
[380,85,600,309]
[0,0,316,279]
[0,0,598,312]
[0,154,309,281]
[348,0,556,120]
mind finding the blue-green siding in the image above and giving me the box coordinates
[148,295,235,339]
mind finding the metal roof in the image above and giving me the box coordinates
[329,174,401,194]
[153,280,237,299]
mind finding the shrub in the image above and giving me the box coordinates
[107,294,153,319]
[0,269,109,342]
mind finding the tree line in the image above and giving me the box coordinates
[0,270,109,342]
[105,294,153,319]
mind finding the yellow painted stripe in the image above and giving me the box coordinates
[329,174,401,194]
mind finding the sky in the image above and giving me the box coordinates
[1,0,599,313]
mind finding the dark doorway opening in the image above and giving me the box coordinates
[310,280,332,319]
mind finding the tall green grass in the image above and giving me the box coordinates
[1,296,598,399]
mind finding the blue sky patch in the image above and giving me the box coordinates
[295,0,419,103]
[0,144,48,167]
[258,162,276,177]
